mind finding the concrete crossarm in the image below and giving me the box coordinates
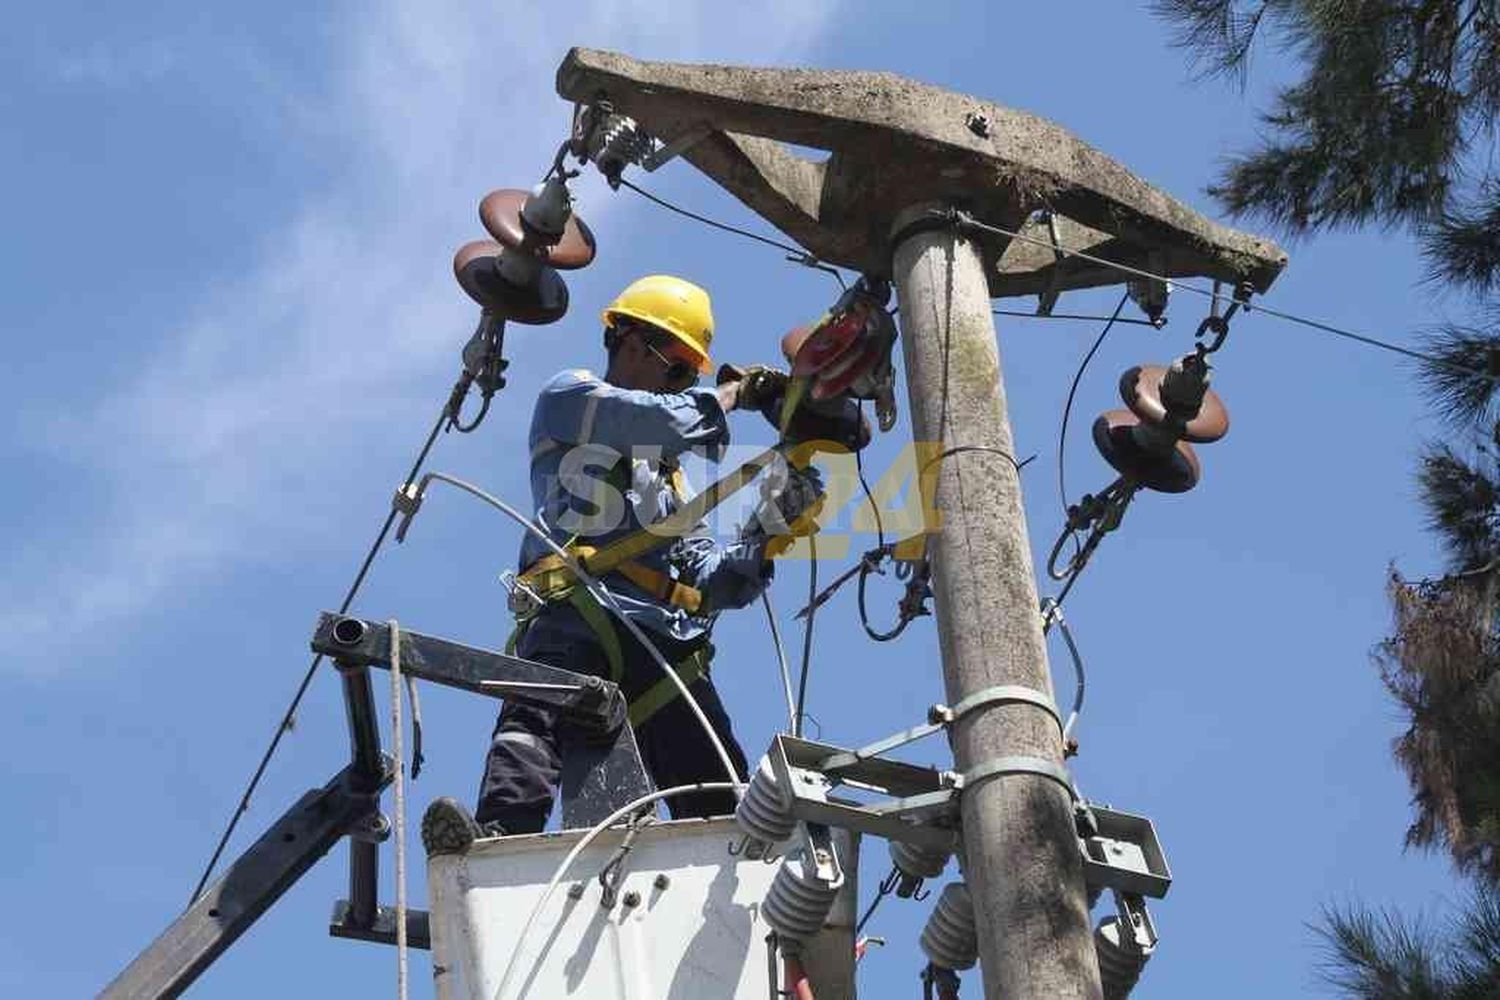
[557,48,1287,300]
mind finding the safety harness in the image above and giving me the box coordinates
[508,459,724,727]
[508,438,825,727]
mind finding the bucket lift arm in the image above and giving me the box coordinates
[101,614,650,1000]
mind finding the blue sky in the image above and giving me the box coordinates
[0,2,1475,997]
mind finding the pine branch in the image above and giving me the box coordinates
[1425,182,1500,294]
[1417,324,1500,431]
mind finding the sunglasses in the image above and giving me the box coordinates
[639,334,698,385]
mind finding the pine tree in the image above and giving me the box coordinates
[1153,0,1500,888]
[1315,887,1500,999]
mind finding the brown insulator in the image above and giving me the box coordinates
[1092,409,1201,493]
[452,240,568,325]
[1119,364,1228,443]
[477,189,597,269]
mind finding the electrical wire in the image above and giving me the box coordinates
[793,534,818,738]
[855,404,886,549]
[953,210,1497,382]
[408,472,745,792]
[619,177,806,258]
[761,590,798,732]
[1058,292,1129,523]
[1040,599,1086,744]
[618,177,850,286]
[188,399,450,906]
[992,307,1159,327]
[493,781,738,1000]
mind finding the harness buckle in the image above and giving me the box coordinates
[501,569,546,620]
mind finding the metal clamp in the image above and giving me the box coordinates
[931,684,1063,739]
[959,755,1077,800]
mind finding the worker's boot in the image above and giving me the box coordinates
[421,797,506,857]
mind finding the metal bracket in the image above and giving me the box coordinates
[1079,804,1172,898]
[640,123,712,171]
[934,684,1063,737]
[818,684,1063,774]
[959,755,1077,799]
[767,734,958,854]
[1035,210,1067,316]
[329,901,431,951]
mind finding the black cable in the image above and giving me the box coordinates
[857,557,911,642]
[855,403,885,549]
[955,210,1497,383]
[920,445,1034,479]
[1058,293,1129,525]
[793,534,818,738]
[187,398,451,907]
[992,307,1159,328]
[618,177,807,258]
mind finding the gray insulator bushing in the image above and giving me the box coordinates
[919,882,978,971]
[1095,916,1153,999]
[890,838,950,880]
[735,755,796,848]
[762,854,843,944]
[591,115,653,173]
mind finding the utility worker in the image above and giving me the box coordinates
[423,274,819,849]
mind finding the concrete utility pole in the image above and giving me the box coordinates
[891,204,1099,995]
[555,48,1285,1000]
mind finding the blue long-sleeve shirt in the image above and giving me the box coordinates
[519,369,773,645]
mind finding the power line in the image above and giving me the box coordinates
[954,210,1496,383]
[187,400,451,906]
[992,307,1158,328]
[620,177,815,261]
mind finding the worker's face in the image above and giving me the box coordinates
[610,321,701,393]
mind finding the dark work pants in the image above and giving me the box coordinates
[475,610,750,833]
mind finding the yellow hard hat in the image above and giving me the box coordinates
[601,274,715,373]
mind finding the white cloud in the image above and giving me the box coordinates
[4,0,842,667]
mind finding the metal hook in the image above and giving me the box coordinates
[913,882,932,902]
[727,835,748,857]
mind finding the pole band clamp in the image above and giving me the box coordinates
[931,685,1063,739]
[959,755,1077,800]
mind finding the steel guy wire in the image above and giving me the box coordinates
[188,399,450,907]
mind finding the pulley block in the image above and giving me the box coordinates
[477,188,597,269]
[452,240,569,326]
[783,312,866,378]
[1118,364,1228,443]
[1091,409,1200,494]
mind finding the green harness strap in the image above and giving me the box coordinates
[626,644,709,727]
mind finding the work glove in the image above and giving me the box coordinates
[717,363,790,413]
[749,459,826,540]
